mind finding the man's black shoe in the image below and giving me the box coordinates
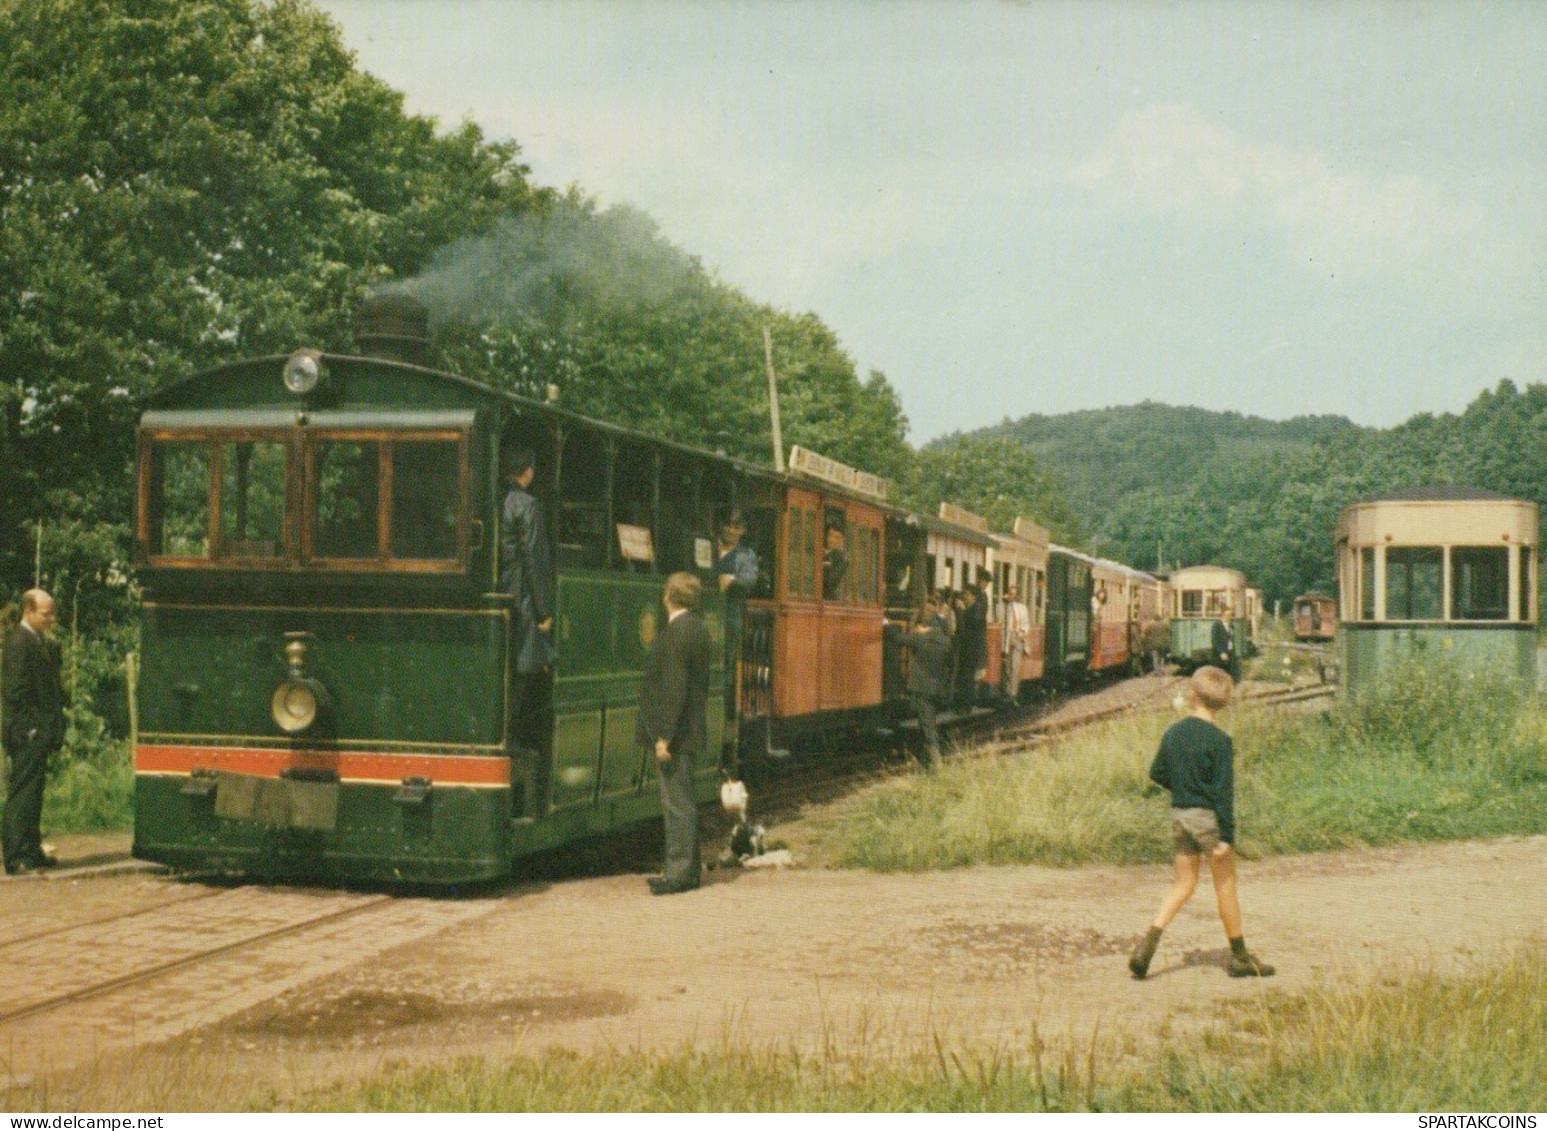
[5,861,37,876]
[32,852,59,869]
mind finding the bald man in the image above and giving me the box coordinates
[3,590,65,874]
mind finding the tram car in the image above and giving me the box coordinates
[1292,593,1338,642]
[1045,544,1094,683]
[1132,570,1171,672]
[1088,558,1137,675]
[987,517,1050,695]
[919,503,996,702]
[1165,564,1253,671]
[130,295,905,884]
[1335,488,1538,697]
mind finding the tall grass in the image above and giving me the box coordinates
[805,659,1547,871]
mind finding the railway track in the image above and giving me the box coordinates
[743,674,1334,825]
[0,886,399,1027]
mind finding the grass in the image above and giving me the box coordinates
[801,658,1547,871]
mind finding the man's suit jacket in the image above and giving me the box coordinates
[501,486,556,673]
[635,610,713,757]
[2,624,65,751]
[902,620,951,701]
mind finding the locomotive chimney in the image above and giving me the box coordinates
[356,293,430,366]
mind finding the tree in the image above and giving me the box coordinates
[0,0,541,615]
[901,435,1082,544]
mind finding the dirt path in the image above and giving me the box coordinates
[7,829,1542,1106]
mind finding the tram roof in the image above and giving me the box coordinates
[1361,485,1514,503]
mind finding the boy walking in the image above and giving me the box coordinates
[1128,665,1273,979]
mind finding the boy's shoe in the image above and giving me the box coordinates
[1227,951,1275,977]
[1128,928,1161,979]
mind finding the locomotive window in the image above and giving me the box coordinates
[1181,590,1203,616]
[1451,547,1509,621]
[313,440,382,559]
[148,439,212,558]
[390,441,460,560]
[218,440,286,560]
[1386,547,1442,620]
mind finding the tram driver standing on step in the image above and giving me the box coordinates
[501,449,556,800]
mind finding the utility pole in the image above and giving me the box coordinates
[763,325,785,472]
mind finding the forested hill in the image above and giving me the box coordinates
[968,402,1361,523]
[933,383,1547,610]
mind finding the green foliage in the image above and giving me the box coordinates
[0,0,540,596]
[963,383,1547,608]
[899,435,1082,544]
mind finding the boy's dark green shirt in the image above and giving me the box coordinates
[1148,715,1236,845]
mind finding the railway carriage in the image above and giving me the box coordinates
[1088,558,1139,674]
[987,517,1050,694]
[1292,593,1338,642]
[1165,564,1252,671]
[1045,545,1094,683]
[1335,488,1539,697]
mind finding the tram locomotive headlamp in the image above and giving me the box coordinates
[271,632,331,735]
[282,349,326,396]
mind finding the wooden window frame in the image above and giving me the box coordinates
[136,426,470,574]
[302,428,470,574]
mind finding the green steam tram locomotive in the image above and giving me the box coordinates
[131,298,908,884]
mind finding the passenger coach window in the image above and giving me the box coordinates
[149,439,212,558]
[1386,547,1442,620]
[219,440,286,560]
[1360,548,1375,620]
[313,440,381,559]
[1451,547,1508,620]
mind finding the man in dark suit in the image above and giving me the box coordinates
[900,597,951,769]
[1211,613,1240,683]
[500,448,556,812]
[951,584,988,712]
[636,572,713,895]
[3,590,65,874]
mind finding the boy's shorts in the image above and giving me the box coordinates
[1170,807,1222,855]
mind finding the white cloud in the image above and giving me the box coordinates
[1072,103,1485,279]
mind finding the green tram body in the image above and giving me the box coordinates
[132,350,749,884]
[131,326,915,884]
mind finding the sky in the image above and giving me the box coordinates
[312,0,1547,443]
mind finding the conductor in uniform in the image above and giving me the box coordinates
[3,589,65,875]
[500,448,556,803]
[637,572,713,895]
